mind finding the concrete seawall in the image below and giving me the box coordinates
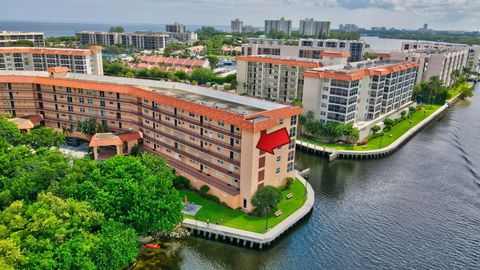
[182,173,314,249]
[297,94,461,161]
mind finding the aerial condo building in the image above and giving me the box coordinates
[302,59,419,140]
[0,46,103,75]
[0,68,301,211]
[236,53,349,102]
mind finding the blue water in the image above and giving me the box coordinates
[137,85,480,269]
[0,21,229,37]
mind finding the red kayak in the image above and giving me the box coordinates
[145,244,161,249]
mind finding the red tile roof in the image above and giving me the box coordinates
[236,56,323,68]
[303,61,419,81]
[0,75,302,132]
[0,47,98,56]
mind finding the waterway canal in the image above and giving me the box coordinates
[137,85,480,269]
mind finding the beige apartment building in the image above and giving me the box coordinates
[0,46,103,75]
[401,41,480,74]
[241,38,369,62]
[303,59,419,140]
[0,31,45,47]
[236,53,349,102]
[77,31,170,50]
[386,47,469,86]
[0,68,301,211]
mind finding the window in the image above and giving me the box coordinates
[289,127,296,137]
[288,151,294,161]
[287,162,294,172]
[276,156,281,162]
[275,168,281,174]
[87,98,93,104]
[218,121,224,126]
[217,133,224,139]
[290,115,297,125]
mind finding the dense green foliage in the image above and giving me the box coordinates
[103,60,237,88]
[4,40,34,47]
[23,127,66,149]
[0,121,184,269]
[379,32,480,46]
[76,118,107,136]
[60,154,183,235]
[0,193,138,270]
[413,76,450,104]
[251,186,282,216]
[300,111,360,143]
[108,26,125,33]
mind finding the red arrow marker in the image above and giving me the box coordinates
[256,128,291,155]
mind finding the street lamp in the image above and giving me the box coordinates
[379,133,384,149]
[265,207,270,231]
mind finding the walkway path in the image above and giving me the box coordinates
[297,94,461,161]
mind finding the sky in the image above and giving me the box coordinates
[1,0,479,31]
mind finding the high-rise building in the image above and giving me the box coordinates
[236,53,349,102]
[339,24,359,32]
[76,31,169,50]
[242,25,259,33]
[0,46,103,75]
[387,42,470,86]
[265,18,292,36]
[231,19,244,33]
[241,38,369,62]
[303,59,419,140]
[0,69,302,211]
[166,22,186,33]
[299,19,331,37]
[0,31,45,47]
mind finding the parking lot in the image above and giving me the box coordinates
[59,143,89,159]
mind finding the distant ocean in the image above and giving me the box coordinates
[0,21,230,37]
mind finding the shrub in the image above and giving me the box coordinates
[284,177,294,190]
[204,194,220,204]
[130,145,140,156]
[173,176,191,190]
[371,125,381,134]
[400,111,407,118]
[383,126,391,132]
[200,185,210,195]
[371,131,384,138]
[383,118,394,127]
[251,186,282,216]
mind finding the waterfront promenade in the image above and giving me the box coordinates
[182,173,314,249]
[297,94,462,161]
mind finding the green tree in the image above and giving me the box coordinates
[206,55,219,69]
[77,118,107,136]
[63,155,182,235]
[22,126,66,149]
[0,193,138,270]
[251,186,282,215]
[0,147,69,208]
[191,68,214,85]
[383,118,394,127]
[200,185,210,195]
[371,125,381,134]
[90,221,138,270]
[458,83,474,99]
[108,26,125,33]
[0,118,22,146]
[292,99,303,108]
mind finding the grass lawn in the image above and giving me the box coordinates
[299,105,442,151]
[180,179,307,233]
